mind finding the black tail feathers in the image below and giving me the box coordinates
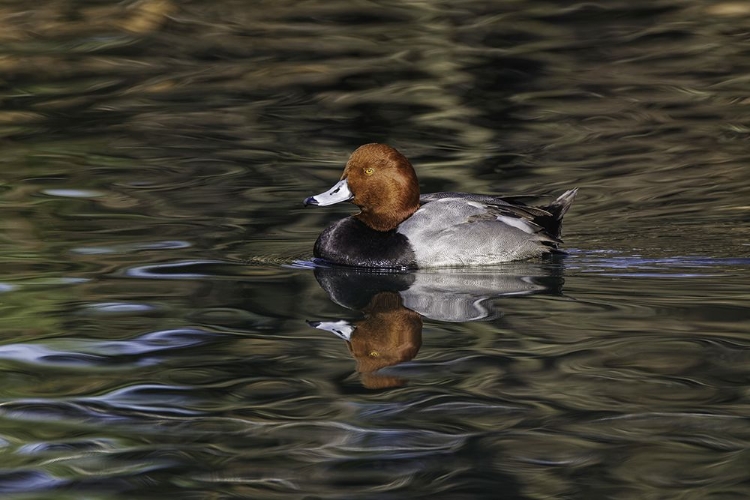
[537,188,578,241]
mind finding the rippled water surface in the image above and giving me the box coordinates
[2,1,750,498]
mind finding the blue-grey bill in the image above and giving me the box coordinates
[304,179,352,207]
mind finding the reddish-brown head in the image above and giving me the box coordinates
[348,291,423,388]
[341,144,420,232]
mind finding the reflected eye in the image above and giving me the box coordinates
[364,167,375,176]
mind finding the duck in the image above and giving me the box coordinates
[304,143,577,269]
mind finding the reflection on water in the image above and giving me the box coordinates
[314,263,565,321]
[310,291,423,389]
[1,0,750,498]
[309,264,564,387]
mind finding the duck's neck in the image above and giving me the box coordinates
[356,203,419,232]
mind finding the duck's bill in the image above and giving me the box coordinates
[304,179,352,207]
[307,319,355,341]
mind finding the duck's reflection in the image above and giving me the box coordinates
[308,265,564,389]
[310,291,422,389]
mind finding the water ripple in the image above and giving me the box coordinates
[0,328,216,368]
[1,0,750,498]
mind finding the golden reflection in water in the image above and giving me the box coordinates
[346,292,422,389]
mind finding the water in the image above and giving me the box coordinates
[1,0,750,498]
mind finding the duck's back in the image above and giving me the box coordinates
[397,190,577,267]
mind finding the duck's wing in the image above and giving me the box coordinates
[420,192,552,222]
[420,189,578,244]
[420,192,541,204]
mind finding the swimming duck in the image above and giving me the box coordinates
[304,143,577,268]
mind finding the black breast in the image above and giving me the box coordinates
[313,217,417,269]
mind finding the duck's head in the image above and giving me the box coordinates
[304,143,420,232]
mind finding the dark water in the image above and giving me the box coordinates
[2,1,750,498]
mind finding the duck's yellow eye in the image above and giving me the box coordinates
[369,350,380,357]
[364,167,375,176]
